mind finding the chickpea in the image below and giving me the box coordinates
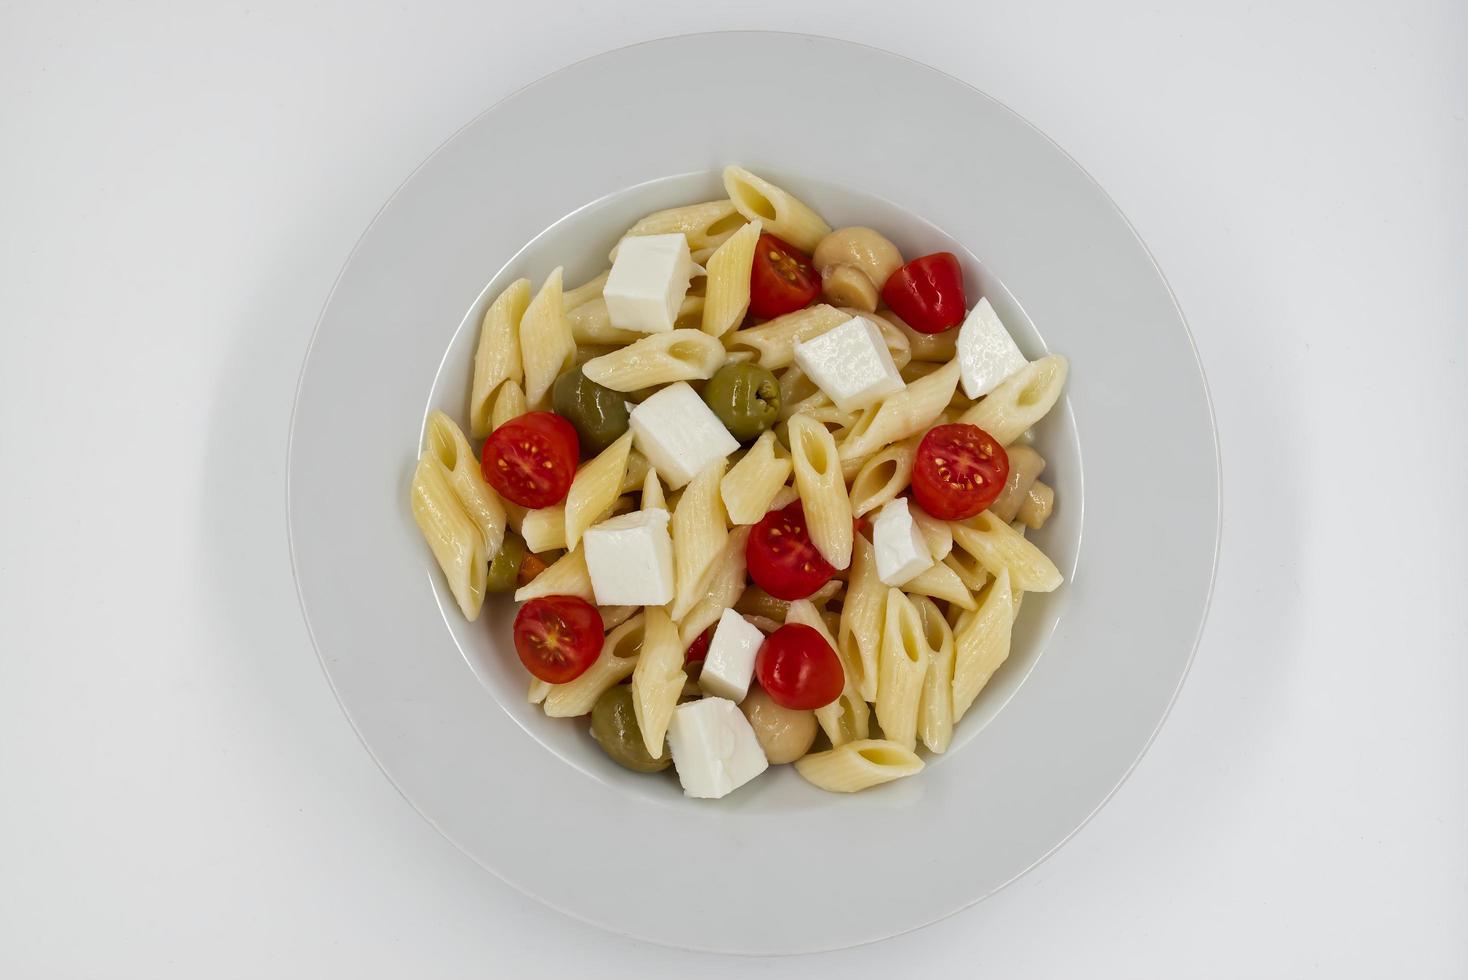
[739,685,818,764]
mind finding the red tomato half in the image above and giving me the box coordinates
[755,623,844,710]
[513,595,604,684]
[911,423,1009,520]
[481,411,579,508]
[881,252,967,333]
[746,501,836,601]
[748,233,821,319]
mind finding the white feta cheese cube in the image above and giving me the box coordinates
[956,298,1028,399]
[698,609,765,703]
[604,233,696,334]
[581,508,674,606]
[627,382,738,489]
[872,497,934,586]
[792,315,905,412]
[667,697,769,799]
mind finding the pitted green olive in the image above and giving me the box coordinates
[702,363,781,441]
[589,686,671,773]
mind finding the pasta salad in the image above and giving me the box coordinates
[410,165,1068,798]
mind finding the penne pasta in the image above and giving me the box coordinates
[838,360,960,461]
[958,354,1069,446]
[876,588,929,751]
[519,268,576,407]
[950,510,1063,592]
[951,569,1015,722]
[845,436,919,517]
[670,461,729,621]
[489,379,528,432]
[676,526,751,646]
[787,413,853,570]
[631,607,686,758]
[543,613,644,718]
[581,329,726,392]
[913,596,956,754]
[910,503,953,561]
[564,431,634,549]
[562,270,608,311]
[513,546,594,602]
[701,220,761,337]
[839,534,884,702]
[519,504,567,554]
[722,165,831,253]
[794,739,924,793]
[409,452,488,621]
[614,199,746,256]
[990,445,1046,523]
[469,279,530,438]
[720,430,792,525]
[903,558,977,609]
[423,411,506,557]
[726,304,848,369]
[641,467,666,512]
[944,548,990,592]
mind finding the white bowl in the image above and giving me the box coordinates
[287,32,1219,954]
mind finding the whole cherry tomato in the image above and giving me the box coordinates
[746,501,836,600]
[755,623,844,710]
[513,595,604,684]
[748,233,821,319]
[881,252,967,333]
[480,411,579,508]
[911,423,1009,520]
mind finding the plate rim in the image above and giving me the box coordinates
[285,30,1222,954]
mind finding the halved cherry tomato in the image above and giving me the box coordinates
[748,233,821,319]
[746,501,836,601]
[684,629,712,664]
[912,423,1009,520]
[755,623,844,710]
[881,252,967,333]
[481,411,579,508]
[513,595,604,684]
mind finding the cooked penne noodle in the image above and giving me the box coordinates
[838,360,961,460]
[910,503,953,561]
[528,678,552,704]
[913,596,956,754]
[631,607,685,758]
[519,268,576,407]
[903,558,976,609]
[641,467,666,512]
[423,411,506,557]
[846,436,919,517]
[489,379,528,431]
[410,453,488,621]
[876,588,929,751]
[958,354,1069,446]
[951,569,1015,722]
[676,526,750,645]
[787,413,853,570]
[991,445,1046,523]
[944,549,990,592]
[564,431,633,549]
[722,165,831,253]
[839,534,884,702]
[469,279,529,438]
[950,510,1062,592]
[701,220,761,337]
[566,297,645,346]
[776,364,825,420]
[543,613,644,718]
[794,739,924,793]
[726,304,847,369]
[519,504,567,554]
[513,546,594,602]
[562,270,608,311]
[721,430,792,525]
[735,579,844,624]
[670,461,729,621]
[599,605,639,631]
[614,199,746,256]
[581,329,726,391]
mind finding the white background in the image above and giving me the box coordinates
[2,1,1464,976]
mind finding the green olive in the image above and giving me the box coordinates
[702,363,781,441]
[484,533,526,593]
[552,367,629,455]
[590,686,671,773]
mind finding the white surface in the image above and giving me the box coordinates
[0,0,1463,976]
[698,610,763,703]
